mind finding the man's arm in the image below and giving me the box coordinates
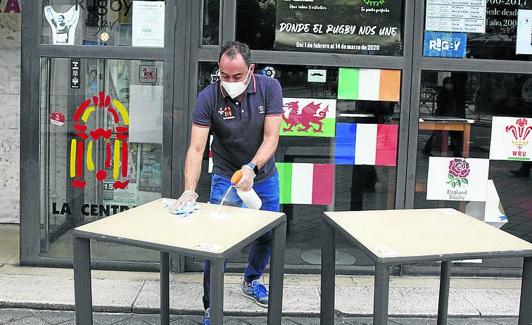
[250,115,282,169]
[183,125,210,192]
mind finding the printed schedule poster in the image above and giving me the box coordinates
[425,0,486,33]
[274,0,403,55]
[132,1,165,47]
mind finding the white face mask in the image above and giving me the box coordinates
[220,68,251,99]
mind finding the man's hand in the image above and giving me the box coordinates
[235,165,255,192]
[172,190,199,210]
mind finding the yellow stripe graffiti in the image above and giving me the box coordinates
[81,106,96,123]
[87,141,95,172]
[113,140,120,179]
[113,99,130,125]
[70,139,77,178]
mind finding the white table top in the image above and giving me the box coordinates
[325,208,532,262]
[74,199,285,257]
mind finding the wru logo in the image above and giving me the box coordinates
[506,118,532,149]
[71,91,130,189]
[447,158,470,188]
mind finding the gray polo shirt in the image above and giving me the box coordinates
[192,74,284,182]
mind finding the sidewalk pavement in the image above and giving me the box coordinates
[0,224,526,321]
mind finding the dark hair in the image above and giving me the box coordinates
[219,41,251,66]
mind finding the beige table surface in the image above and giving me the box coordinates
[325,208,532,261]
[75,199,285,256]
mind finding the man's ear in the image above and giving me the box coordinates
[249,64,255,74]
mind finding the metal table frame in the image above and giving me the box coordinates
[73,215,286,325]
[320,215,532,325]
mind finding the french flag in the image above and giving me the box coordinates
[335,123,398,166]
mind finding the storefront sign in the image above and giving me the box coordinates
[274,0,403,55]
[132,1,165,47]
[427,157,489,202]
[425,0,486,33]
[71,59,80,89]
[280,98,336,137]
[516,9,532,54]
[307,69,327,83]
[139,64,157,83]
[489,117,532,161]
[51,202,131,217]
[0,0,20,13]
[423,31,467,58]
[335,123,398,166]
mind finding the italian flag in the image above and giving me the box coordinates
[276,163,334,205]
[335,123,398,166]
[338,68,401,102]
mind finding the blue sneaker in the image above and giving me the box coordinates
[241,279,268,307]
[203,308,209,325]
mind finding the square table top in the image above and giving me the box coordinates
[324,208,532,263]
[74,199,285,258]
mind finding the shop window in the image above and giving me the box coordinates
[39,58,164,262]
[236,0,405,56]
[41,0,166,47]
[414,71,532,267]
[193,62,402,269]
[423,1,532,61]
[202,0,220,45]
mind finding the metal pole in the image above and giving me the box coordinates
[73,236,93,325]
[437,261,451,325]
[209,258,225,325]
[373,263,390,325]
[267,221,286,325]
[160,252,170,325]
[320,220,336,325]
[518,257,532,325]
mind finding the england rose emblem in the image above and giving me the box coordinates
[447,158,470,187]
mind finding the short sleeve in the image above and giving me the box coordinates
[265,78,284,116]
[192,89,213,127]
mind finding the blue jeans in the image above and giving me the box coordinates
[202,172,280,309]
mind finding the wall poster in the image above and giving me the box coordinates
[425,0,486,33]
[274,0,403,55]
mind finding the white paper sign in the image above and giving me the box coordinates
[425,0,486,33]
[308,69,327,83]
[489,117,532,161]
[516,10,532,55]
[129,85,163,144]
[132,1,165,47]
[427,157,489,202]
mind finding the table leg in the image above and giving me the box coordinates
[518,257,532,325]
[437,261,451,325]
[160,252,170,325]
[373,263,390,325]
[463,124,470,158]
[320,221,336,325]
[210,258,225,325]
[73,236,93,325]
[268,221,286,325]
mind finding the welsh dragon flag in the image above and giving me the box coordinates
[280,98,336,137]
[276,163,334,205]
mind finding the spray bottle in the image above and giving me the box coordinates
[230,170,262,210]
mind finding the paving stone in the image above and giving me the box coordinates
[0,309,34,324]
[31,310,75,324]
